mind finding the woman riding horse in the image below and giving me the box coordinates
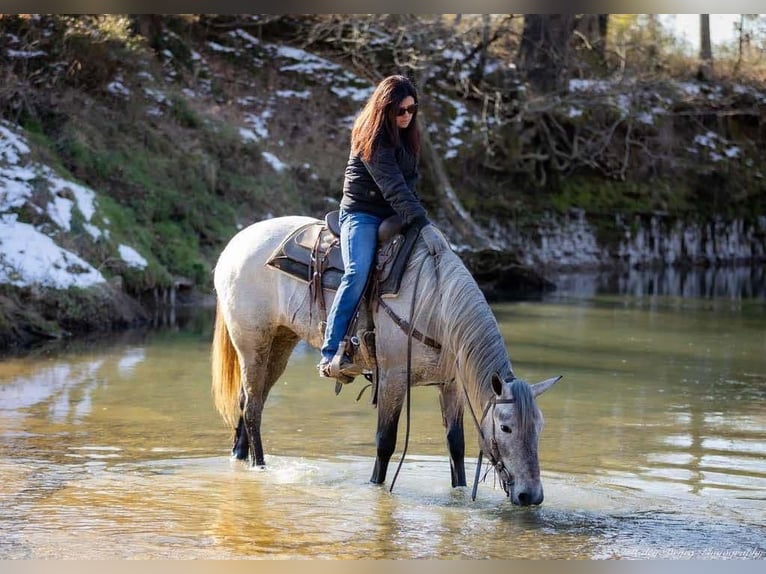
[318,74,447,381]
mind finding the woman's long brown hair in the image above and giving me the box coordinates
[351,75,420,162]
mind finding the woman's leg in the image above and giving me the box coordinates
[320,209,381,364]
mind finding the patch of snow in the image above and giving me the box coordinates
[239,128,259,143]
[441,48,464,61]
[207,41,237,54]
[6,49,46,58]
[144,88,169,104]
[0,214,106,288]
[331,85,374,102]
[83,222,105,240]
[0,122,31,163]
[0,121,149,289]
[49,174,98,222]
[569,79,612,92]
[694,131,718,148]
[678,82,701,97]
[106,80,130,97]
[276,45,341,73]
[615,94,631,116]
[568,107,584,118]
[262,152,287,172]
[237,96,258,106]
[232,29,260,46]
[118,244,148,269]
[242,111,271,141]
[276,89,311,99]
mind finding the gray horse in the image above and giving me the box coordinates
[211,215,560,505]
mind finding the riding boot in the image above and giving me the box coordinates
[331,341,363,378]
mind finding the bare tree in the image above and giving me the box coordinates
[517,14,576,93]
[698,14,713,81]
[574,14,609,59]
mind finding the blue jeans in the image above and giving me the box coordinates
[320,209,382,362]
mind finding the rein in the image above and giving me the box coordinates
[377,298,441,350]
[388,244,435,493]
[461,382,516,501]
[373,243,515,500]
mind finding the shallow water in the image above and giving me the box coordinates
[0,285,764,559]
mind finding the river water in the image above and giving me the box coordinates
[0,271,764,559]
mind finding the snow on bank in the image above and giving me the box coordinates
[0,215,106,288]
[0,121,147,290]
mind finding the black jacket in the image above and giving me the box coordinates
[339,133,429,229]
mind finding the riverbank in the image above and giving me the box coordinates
[2,15,765,351]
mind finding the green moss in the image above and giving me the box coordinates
[550,177,696,215]
[169,95,202,129]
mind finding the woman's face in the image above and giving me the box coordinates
[395,96,416,129]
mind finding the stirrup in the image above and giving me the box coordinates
[323,347,362,391]
[318,360,354,381]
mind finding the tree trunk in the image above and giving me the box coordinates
[470,14,492,85]
[698,14,713,81]
[518,14,575,94]
[130,15,164,51]
[575,14,608,59]
[417,112,498,249]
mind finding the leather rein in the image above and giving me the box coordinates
[376,243,510,500]
[461,383,516,500]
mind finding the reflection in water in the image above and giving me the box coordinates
[0,286,764,558]
[552,265,766,300]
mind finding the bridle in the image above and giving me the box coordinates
[462,381,517,500]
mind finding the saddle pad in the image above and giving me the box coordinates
[266,222,344,290]
[377,223,420,296]
[266,219,417,296]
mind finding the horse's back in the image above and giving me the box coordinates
[214,215,319,311]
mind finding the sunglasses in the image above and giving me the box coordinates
[396,104,418,116]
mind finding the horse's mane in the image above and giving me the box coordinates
[510,379,536,441]
[409,242,514,410]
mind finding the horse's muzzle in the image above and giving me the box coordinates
[501,470,544,505]
[513,488,543,506]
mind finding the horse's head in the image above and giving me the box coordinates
[480,374,561,506]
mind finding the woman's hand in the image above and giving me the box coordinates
[420,224,448,256]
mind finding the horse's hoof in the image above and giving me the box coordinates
[231,446,249,460]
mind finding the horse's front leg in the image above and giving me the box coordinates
[370,374,405,485]
[439,382,466,487]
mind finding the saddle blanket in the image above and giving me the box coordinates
[265,219,418,296]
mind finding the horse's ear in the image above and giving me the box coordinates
[491,373,503,396]
[531,376,562,397]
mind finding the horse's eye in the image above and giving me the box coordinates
[500,424,512,434]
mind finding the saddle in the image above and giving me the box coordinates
[266,210,417,295]
[265,210,420,393]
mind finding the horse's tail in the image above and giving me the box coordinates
[211,301,241,428]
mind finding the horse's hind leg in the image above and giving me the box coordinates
[231,388,248,460]
[440,382,467,487]
[241,329,300,467]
